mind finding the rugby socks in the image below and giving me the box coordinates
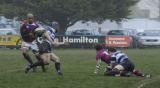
[55,63,61,72]
[23,53,33,64]
[133,70,145,77]
[55,63,62,75]
[25,60,43,73]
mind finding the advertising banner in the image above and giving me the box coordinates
[105,36,132,47]
[55,36,105,48]
[0,35,21,46]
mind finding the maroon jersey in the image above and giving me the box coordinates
[96,49,111,64]
[20,22,39,42]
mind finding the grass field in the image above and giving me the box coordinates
[0,48,160,88]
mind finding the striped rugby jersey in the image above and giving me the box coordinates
[46,27,56,41]
[110,51,129,64]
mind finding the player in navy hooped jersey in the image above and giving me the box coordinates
[106,47,151,78]
[94,44,151,78]
[25,27,65,75]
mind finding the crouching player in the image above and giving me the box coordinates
[25,27,65,75]
[94,44,151,78]
[94,44,111,74]
[105,47,151,78]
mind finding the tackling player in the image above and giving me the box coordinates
[94,44,150,78]
[20,13,40,72]
[25,27,65,75]
[94,44,111,74]
[106,47,151,78]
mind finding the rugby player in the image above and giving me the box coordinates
[20,13,42,72]
[94,44,150,78]
[25,27,65,75]
[94,44,110,74]
[105,47,151,78]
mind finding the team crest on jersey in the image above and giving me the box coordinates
[26,25,29,29]
[26,23,37,29]
[37,37,43,44]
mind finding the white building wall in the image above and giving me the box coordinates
[137,0,159,18]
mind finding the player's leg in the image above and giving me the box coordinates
[104,64,124,76]
[21,41,33,65]
[41,53,50,64]
[133,69,151,78]
[25,53,50,73]
[123,59,150,77]
[25,60,44,73]
[35,54,47,72]
[31,41,47,72]
[133,69,145,77]
[104,69,121,76]
[119,60,134,77]
[50,52,63,75]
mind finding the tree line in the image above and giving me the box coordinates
[0,0,139,34]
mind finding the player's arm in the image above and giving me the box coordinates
[94,59,102,74]
[106,55,116,70]
[20,25,25,37]
[43,31,65,46]
[20,24,27,41]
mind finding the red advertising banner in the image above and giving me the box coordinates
[105,36,132,47]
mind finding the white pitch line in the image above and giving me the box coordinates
[137,75,160,88]
[0,68,23,75]
[137,81,150,88]
[5,68,23,73]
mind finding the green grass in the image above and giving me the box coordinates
[0,49,160,88]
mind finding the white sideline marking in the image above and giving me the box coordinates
[0,68,23,74]
[5,68,23,73]
[137,75,160,88]
[137,83,149,88]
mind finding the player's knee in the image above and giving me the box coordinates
[41,53,50,64]
[22,48,28,53]
[55,58,60,63]
[51,53,60,63]
[22,51,29,56]
[51,58,60,63]
[43,59,50,64]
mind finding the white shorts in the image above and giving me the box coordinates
[21,41,38,51]
[114,64,124,71]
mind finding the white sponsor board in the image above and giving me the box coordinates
[54,36,99,43]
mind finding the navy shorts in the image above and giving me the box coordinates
[120,60,135,72]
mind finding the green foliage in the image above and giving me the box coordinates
[0,0,138,34]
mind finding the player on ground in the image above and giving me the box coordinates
[106,47,151,78]
[94,44,151,78]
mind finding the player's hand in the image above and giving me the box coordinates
[94,70,98,74]
[94,71,98,74]
[63,42,69,46]
[54,43,60,47]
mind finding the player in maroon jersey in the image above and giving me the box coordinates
[20,13,41,72]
